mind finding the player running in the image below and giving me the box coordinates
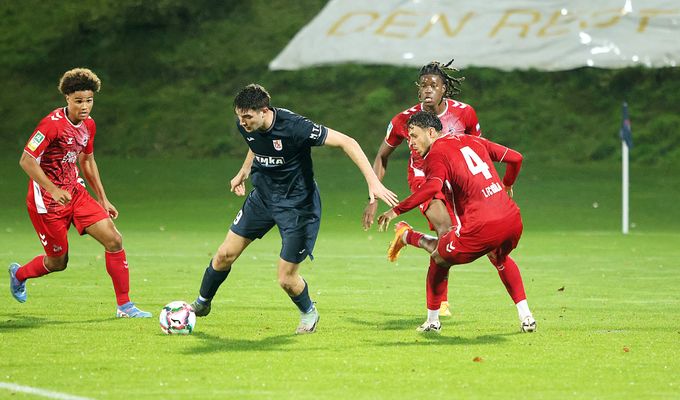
[363,60,481,317]
[377,111,535,333]
[8,68,151,318]
[189,84,398,334]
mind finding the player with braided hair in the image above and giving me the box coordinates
[364,60,529,331]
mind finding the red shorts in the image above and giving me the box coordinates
[437,213,523,266]
[409,177,454,231]
[27,189,110,256]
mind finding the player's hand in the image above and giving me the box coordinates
[230,172,247,196]
[49,188,72,206]
[505,185,514,198]
[368,181,398,207]
[101,200,119,219]
[362,201,378,231]
[377,209,397,232]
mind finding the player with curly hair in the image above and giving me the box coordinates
[8,68,151,318]
[364,60,528,329]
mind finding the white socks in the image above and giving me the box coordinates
[516,299,532,321]
[427,308,440,323]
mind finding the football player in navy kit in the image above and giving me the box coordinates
[190,84,398,334]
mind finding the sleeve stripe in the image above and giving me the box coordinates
[23,149,39,160]
[384,139,397,148]
[499,148,509,162]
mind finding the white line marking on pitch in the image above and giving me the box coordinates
[0,382,94,400]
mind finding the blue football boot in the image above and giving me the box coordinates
[9,263,27,303]
[116,301,152,318]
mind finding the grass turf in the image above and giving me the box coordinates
[0,156,678,399]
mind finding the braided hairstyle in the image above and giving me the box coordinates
[417,59,465,97]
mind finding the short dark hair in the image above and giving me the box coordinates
[407,111,442,132]
[418,59,465,97]
[58,68,101,95]
[233,84,270,110]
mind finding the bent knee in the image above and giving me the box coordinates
[278,277,297,293]
[104,233,123,252]
[431,251,451,268]
[46,255,69,271]
[213,248,237,269]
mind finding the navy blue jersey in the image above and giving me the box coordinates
[237,107,328,206]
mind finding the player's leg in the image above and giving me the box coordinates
[85,217,150,318]
[192,192,271,317]
[424,199,454,317]
[275,190,321,334]
[9,208,70,303]
[488,252,535,332]
[278,259,319,334]
[191,229,253,316]
[487,216,535,332]
[416,256,450,333]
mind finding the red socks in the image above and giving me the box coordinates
[15,255,49,281]
[493,255,527,304]
[105,249,130,306]
[405,230,424,247]
[426,258,450,310]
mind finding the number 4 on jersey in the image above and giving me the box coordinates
[460,146,491,179]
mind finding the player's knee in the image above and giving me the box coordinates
[213,248,236,269]
[431,251,449,268]
[104,232,123,252]
[46,254,69,271]
[278,276,297,293]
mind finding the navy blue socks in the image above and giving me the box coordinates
[290,280,314,313]
[198,260,230,303]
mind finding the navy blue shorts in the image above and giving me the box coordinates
[230,189,321,264]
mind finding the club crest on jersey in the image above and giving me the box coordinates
[27,131,45,151]
[273,139,283,151]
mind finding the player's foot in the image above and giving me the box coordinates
[116,301,152,318]
[8,263,26,303]
[416,320,441,333]
[190,299,211,317]
[295,306,319,334]
[387,221,412,262]
[439,301,452,317]
[520,315,536,333]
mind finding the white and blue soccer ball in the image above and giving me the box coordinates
[159,301,196,335]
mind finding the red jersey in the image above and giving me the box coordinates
[394,134,522,237]
[23,107,96,213]
[385,99,481,184]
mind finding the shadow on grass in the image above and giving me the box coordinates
[185,332,298,354]
[345,316,471,331]
[372,333,508,347]
[0,313,111,331]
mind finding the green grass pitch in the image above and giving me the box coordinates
[1,156,679,399]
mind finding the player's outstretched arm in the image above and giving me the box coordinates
[324,129,398,207]
[362,142,397,230]
[19,152,72,206]
[79,152,118,219]
[230,150,254,196]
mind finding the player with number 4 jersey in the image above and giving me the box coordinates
[378,111,536,333]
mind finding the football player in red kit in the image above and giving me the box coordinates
[363,60,479,317]
[378,111,536,333]
[8,68,151,318]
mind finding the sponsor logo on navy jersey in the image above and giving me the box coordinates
[254,153,285,166]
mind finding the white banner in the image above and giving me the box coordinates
[270,0,680,71]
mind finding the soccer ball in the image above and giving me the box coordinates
[159,301,196,335]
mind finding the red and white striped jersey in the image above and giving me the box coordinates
[23,107,96,213]
[385,99,481,184]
